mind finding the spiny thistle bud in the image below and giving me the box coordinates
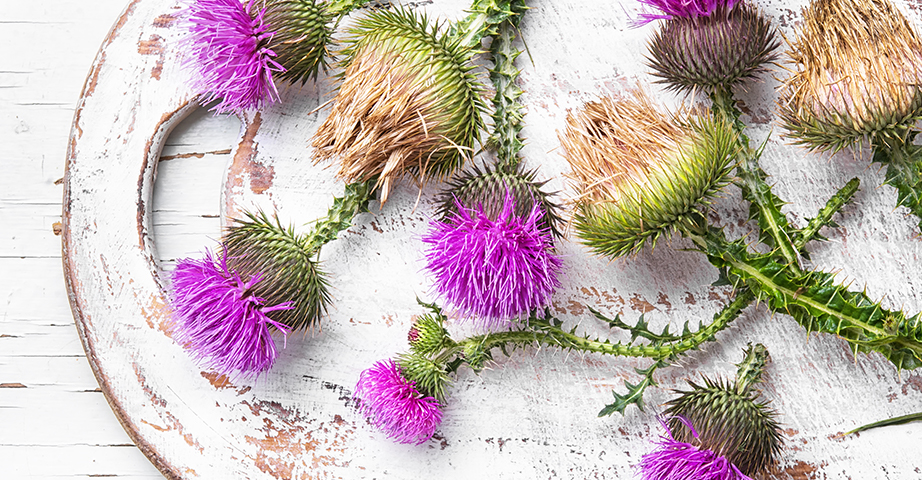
[183,0,338,114]
[561,91,738,259]
[311,8,487,204]
[408,312,450,355]
[778,0,922,153]
[396,352,451,403]
[354,358,443,444]
[640,344,783,479]
[223,210,331,332]
[646,2,779,93]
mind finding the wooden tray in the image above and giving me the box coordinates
[62,0,922,478]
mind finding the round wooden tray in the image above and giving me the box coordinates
[62,0,922,478]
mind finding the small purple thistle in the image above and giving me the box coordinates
[183,0,285,114]
[635,0,739,25]
[639,418,753,480]
[170,250,292,379]
[354,359,443,445]
[422,193,563,329]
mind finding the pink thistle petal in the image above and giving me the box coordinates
[635,0,739,25]
[182,0,285,113]
[354,359,443,445]
[639,418,753,480]
[170,250,292,379]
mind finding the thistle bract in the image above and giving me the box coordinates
[408,312,451,356]
[354,359,443,444]
[262,0,337,84]
[561,92,738,259]
[170,251,292,379]
[223,210,331,332]
[778,0,922,153]
[311,8,486,204]
[647,2,779,93]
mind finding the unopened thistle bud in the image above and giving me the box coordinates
[640,344,783,479]
[561,91,738,259]
[408,312,451,355]
[778,0,922,153]
[646,1,779,93]
[311,8,487,204]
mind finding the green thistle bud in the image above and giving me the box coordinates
[408,312,450,355]
[437,164,564,239]
[223,210,330,331]
[397,352,451,402]
[312,7,487,204]
[647,2,779,94]
[262,0,337,84]
[461,342,490,372]
[560,91,738,259]
[664,344,783,477]
[778,0,922,153]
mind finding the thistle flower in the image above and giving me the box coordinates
[311,8,487,204]
[561,91,738,259]
[778,0,922,153]
[170,250,293,379]
[636,0,739,25]
[183,0,337,114]
[646,2,779,93]
[640,344,783,479]
[422,191,563,328]
[354,358,444,444]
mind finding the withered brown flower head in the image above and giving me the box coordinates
[778,0,922,152]
[311,8,486,204]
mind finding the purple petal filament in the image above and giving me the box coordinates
[170,250,292,379]
[183,0,285,114]
[354,359,443,445]
[422,193,563,329]
[639,418,753,480]
[636,0,739,25]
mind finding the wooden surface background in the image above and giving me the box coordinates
[6,0,922,478]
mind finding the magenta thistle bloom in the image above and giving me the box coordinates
[170,250,292,379]
[183,0,284,114]
[639,418,753,480]
[636,0,739,25]
[354,359,443,445]
[422,193,562,328]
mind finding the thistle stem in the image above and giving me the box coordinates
[733,343,769,395]
[304,178,377,253]
[487,2,528,170]
[873,132,922,232]
[326,0,375,17]
[448,0,521,50]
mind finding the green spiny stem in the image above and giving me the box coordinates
[487,2,528,170]
[873,132,922,232]
[304,178,376,253]
[847,411,922,435]
[733,343,768,395]
[448,0,520,50]
[792,177,860,251]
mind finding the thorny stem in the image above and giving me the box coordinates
[304,178,377,254]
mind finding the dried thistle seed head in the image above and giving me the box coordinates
[262,0,337,85]
[647,2,779,93]
[311,8,487,204]
[778,0,922,153]
[560,91,738,259]
[662,344,783,477]
[436,164,564,240]
[223,210,331,332]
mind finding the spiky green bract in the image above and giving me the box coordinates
[778,0,922,153]
[311,8,486,204]
[562,94,738,259]
[396,351,451,403]
[437,163,563,239]
[648,3,779,94]
[262,0,336,85]
[665,344,782,477]
[408,310,452,356]
[223,210,330,332]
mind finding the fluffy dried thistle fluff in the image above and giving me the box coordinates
[422,193,562,328]
[636,0,739,25]
[639,418,753,480]
[354,359,443,445]
[311,8,486,204]
[560,92,738,259]
[778,0,922,153]
[170,250,292,379]
[647,2,779,93]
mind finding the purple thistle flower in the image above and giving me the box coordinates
[170,250,292,379]
[183,0,285,114]
[635,0,739,25]
[639,418,753,480]
[422,193,563,329]
[354,359,443,445]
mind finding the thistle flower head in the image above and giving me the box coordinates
[561,91,738,259]
[311,8,487,204]
[647,2,779,93]
[422,192,563,328]
[636,0,739,25]
[778,0,922,153]
[170,250,292,379]
[223,210,331,332]
[354,358,444,444]
[646,344,783,478]
[262,0,337,85]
